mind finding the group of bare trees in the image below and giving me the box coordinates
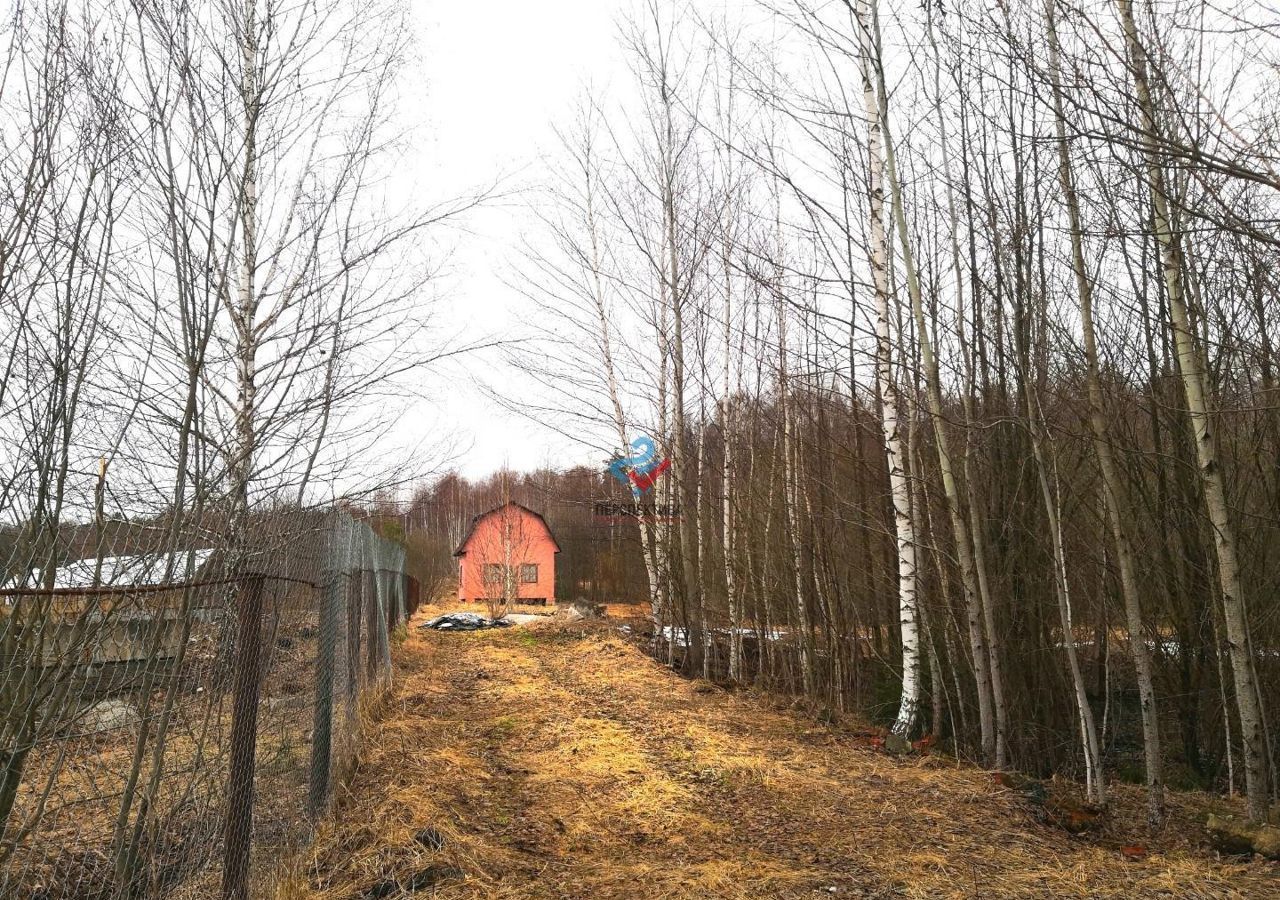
[0,0,466,880]
[510,0,1280,825]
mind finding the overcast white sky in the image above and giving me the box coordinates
[404,0,638,479]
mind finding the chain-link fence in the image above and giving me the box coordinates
[0,508,419,899]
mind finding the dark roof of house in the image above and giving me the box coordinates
[452,501,561,557]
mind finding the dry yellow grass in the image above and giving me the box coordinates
[278,607,1278,899]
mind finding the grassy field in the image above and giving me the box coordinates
[279,607,1278,899]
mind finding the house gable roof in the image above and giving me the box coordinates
[452,502,561,557]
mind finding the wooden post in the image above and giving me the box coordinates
[92,457,107,587]
[222,574,266,900]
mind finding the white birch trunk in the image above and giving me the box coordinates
[856,0,919,737]
[580,143,660,620]
[696,416,711,679]
[1116,0,1269,823]
[230,0,260,558]
[723,274,742,681]
[655,284,674,658]
[884,6,998,764]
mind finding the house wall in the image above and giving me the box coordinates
[457,506,557,604]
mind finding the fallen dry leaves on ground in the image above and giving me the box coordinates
[278,610,1278,899]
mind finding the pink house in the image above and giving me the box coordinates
[453,502,560,606]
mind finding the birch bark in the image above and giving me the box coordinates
[1116,0,1269,822]
[854,0,919,736]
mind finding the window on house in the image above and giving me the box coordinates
[519,563,538,583]
[483,563,503,584]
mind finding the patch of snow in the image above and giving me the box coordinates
[658,625,690,648]
[722,626,785,641]
[633,625,786,646]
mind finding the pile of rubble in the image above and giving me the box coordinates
[419,612,512,632]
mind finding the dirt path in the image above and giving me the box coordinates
[284,615,1276,899]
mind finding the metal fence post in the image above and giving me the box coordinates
[222,574,266,900]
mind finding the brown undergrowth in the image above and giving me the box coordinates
[278,608,1278,899]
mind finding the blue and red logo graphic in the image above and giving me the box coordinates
[606,435,670,495]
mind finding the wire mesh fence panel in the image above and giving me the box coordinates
[0,508,408,899]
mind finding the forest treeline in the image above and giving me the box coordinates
[486,0,1280,828]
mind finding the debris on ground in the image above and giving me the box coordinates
[419,612,512,631]
[570,597,604,618]
[555,605,585,623]
[404,865,466,889]
[1207,813,1280,859]
[883,732,910,755]
[359,864,465,900]
[555,597,604,623]
[413,826,445,851]
[360,878,398,899]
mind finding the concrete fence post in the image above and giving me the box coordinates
[365,569,380,682]
[308,558,339,817]
[345,568,360,708]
